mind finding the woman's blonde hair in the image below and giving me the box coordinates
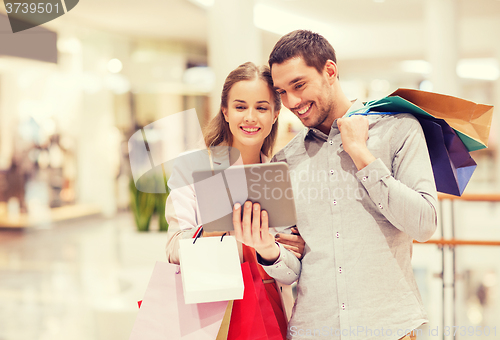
[203,62,281,157]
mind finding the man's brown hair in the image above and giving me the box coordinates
[268,30,337,75]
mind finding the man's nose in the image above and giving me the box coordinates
[285,92,301,110]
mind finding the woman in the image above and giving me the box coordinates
[165,62,305,339]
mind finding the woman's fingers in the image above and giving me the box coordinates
[232,201,274,249]
[260,209,271,243]
[241,201,253,242]
[232,203,243,242]
[251,203,261,244]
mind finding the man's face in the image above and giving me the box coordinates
[271,57,335,132]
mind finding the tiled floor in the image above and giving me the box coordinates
[0,213,170,340]
[0,203,499,340]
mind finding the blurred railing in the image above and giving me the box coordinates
[414,193,500,340]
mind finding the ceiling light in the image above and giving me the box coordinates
[254,3,340,45]
[188,0,214,8]
[457,58,499,81]
[107,58,123,73]
[419,80,433,92]
[400,60,431,74]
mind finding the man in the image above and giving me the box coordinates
[233,30,437,340]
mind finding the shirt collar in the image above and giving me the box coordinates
[304,99,366,140]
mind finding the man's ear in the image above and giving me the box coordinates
[222,107,229,122]
[324,60,338,85]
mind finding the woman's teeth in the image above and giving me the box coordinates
[242,127,260,132]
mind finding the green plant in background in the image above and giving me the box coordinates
[129,177,169,232]
[156,189,169,231]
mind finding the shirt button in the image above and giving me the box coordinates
[362,176,367,181]
[378,204,383,209]
[336,232,340,238]
[338,267,342,273]
[330,170,334,175]
[341,303,346,310]
[333,200,337,206]
[329,140,333,145]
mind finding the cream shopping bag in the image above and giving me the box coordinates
[179,235,244,304]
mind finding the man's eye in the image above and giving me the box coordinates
[277,90,285,95]
[295,83,304,90]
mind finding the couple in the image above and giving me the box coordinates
[166,30,438,340]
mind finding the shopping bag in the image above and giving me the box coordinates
[228,262,283,340]
[417,117,477,196]
[179,235,244,304]
[348,109,477,196]
[216,300,233,340]
[347,88,494,196]
[358,88,494,152]
[128,261,229,340]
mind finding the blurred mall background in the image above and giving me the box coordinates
[0,0,499,339]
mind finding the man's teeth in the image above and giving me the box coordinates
[242,127,259,132]
[297,104,311,115]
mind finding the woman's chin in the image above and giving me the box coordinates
[234,136,265,148]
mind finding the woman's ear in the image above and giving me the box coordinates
[222,107,229,122]
[273,109,280,124]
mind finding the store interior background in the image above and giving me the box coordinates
[1,0,500,339]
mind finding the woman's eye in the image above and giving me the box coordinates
[257,107,268,111]
[236,106,246,110]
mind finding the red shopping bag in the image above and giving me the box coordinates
[228,262,283,340]
[129,261,229,340]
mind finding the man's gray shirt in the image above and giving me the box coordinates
[260,109,438,340]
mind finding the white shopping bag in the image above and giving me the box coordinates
[179,235,244,304]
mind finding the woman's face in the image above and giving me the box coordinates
[223,78,278,153]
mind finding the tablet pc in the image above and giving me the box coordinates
[192,162,296,232]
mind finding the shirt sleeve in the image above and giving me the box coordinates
[165,154,202,231]
[257,242,301,285]
[356,115,438,242]
[165,228,199,264]
[165,157,202,263]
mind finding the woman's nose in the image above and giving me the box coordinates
[244,108,257,122]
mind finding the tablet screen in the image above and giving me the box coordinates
[192,162,297,232]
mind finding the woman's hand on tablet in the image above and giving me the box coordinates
[233,201,280,263]
[275,227,305,259]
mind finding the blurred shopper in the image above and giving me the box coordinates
[165,61,305,340]
[232,30,438,340]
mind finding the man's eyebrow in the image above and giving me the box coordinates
[289,76,304,85]
[273,76,305,91]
